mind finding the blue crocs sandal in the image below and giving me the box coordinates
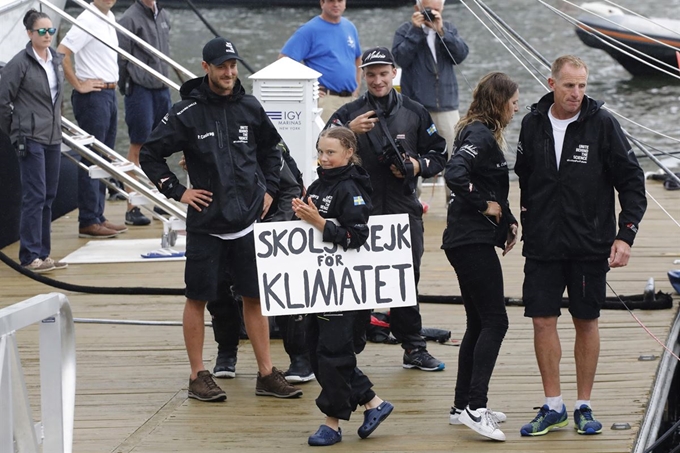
[308,425,342,446]
[358,401,394,439]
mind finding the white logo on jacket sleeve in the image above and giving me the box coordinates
[197,131,215,140]
[459,144,478,158]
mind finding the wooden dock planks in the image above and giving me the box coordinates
[1,179,678,452]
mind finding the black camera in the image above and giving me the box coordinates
[376,140,414,183]
[421,8,436,22]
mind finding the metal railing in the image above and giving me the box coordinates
[0,293,75,453]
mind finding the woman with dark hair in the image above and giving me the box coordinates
[442,72,520,441]
[0,9,65,272]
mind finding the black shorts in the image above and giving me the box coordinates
[522,259,609,320]
[184,231,259,301]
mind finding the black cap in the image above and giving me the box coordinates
[202,37,243,66]
[359,46,395,68]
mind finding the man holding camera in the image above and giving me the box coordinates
[326,47,448,372]
[392,0,468,166]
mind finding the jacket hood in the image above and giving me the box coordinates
[317,164,373,195]
[531,92,604,122]
[179,75,245,103]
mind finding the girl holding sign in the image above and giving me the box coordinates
[442,72,520,442]
[292,127,394,446]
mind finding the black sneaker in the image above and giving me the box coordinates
[188,370,226,402]
[154,206,169,216]
[403,348,445,371]
[125,207,151,226]
[284,354,315,383]
[213,351,237,379]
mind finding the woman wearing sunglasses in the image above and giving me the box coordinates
[0,9,66,273]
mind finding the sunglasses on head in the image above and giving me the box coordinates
[31,28,57,36]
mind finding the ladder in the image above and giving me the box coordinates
[60,117,187,249]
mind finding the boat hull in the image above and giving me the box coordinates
[575,12,680,77]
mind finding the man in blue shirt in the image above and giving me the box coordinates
[279,0,361,122]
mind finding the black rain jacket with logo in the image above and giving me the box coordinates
[442,121,517,250]
[304,164,373,250]
[327,90,447,218]
[140,76,281,234]
[514,92,647,261]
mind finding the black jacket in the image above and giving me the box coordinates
[305,164,372,249]
[515,92,647,260]
[140,76,281,234]
[327,90,447,217]
[442,122,516,250]
[264,142,303,222]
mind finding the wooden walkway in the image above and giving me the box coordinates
[1,180,679,453]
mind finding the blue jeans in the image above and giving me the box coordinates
[124,83,171,144]
[19,139,61,265]
[71,89,117,228]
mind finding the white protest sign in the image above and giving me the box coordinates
[254,214,417,316]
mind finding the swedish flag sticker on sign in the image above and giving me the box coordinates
[353,196,365,206]
[427,124,437,135]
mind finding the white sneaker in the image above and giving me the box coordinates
[23,258,55,273]
[458,406,506,441]
[450,406,507,425]
[43,257,68,270]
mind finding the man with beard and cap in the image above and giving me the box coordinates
[140,37,302,402]
[326,46,448,373]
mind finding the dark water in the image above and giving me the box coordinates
[61,0,680,171]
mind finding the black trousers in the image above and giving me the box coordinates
[445,244,508,410]
[206,279,308,358]
[308,310,375,420]
[390,214,427,350]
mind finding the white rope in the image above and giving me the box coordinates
[538,0,680,80]
[472,0,551,82]
[600,0,680,39]
[560,0,680,54]
[646,190,680,229]
[458,0,548,90]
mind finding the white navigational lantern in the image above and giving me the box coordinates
[250,57,324,186]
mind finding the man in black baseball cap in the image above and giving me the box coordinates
[198,37,244,96]
[325,45,448,375]
[359,46,395,68]
[202,37,243,66]
[140,37,303,403]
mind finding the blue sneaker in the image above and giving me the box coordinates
[574,405,603,435]
[308,425,342,446]
[520,404,568,436]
